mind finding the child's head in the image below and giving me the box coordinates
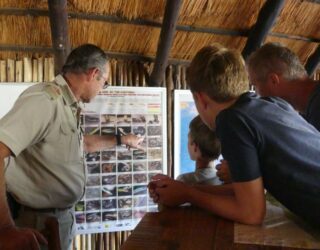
[187,44,249,103]
[187,115,221,161]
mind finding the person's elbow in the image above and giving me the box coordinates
[239,209,265,225]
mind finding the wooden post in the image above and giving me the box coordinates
[48,57,55,81]
[44,58,50,82]
[166,65,174,176]
[123,61,127,86]
[181,65,187,89]
[0,60,7,82]
[23,57,32,82]
[32,59,38,82]
[38,57,44,82]
[15,60,23,82]
[305,44,320,76]
[174,64,181,89]
[132,62,139,87]
[242,0,285,59]
[111,60,117,86]
[148,0,182,86]
[7,59,15,82]
[47,0,70,75]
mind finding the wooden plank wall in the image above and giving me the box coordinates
[0,56,188,250]
[0,57,55,82]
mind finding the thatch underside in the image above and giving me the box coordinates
[0,0,319,66]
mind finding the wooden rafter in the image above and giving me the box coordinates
[47,0,70,74]
[242,0,285,59]
[0,45,190,65]
[305,44,320,76]
[149,0,182,87]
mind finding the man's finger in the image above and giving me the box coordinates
[151,174,169,181]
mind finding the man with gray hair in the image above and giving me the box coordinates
[246,42,320,130]
[217,43,320,184]
[0,44,143,249]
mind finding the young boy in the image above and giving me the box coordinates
[176,115,221,185]
[149,44,320,226]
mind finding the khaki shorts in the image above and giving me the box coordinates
[15,206,75,250]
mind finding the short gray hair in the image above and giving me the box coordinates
[62,44,108,74]
[246,42,307,82]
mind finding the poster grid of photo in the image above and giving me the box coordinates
[75,87,167,234]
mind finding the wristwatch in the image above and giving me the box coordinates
[116,133,122,146]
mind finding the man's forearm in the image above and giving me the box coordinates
[194,183,234,195]
[0,158,14,229]
[84,135,117,153]
[187,180,266,225]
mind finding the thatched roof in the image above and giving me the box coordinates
[0,0,319,70]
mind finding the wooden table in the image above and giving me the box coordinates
[121,206,316,250]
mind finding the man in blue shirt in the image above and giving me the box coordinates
[217,42,320,184]
[149,44,320,225]
[247,42,320,131]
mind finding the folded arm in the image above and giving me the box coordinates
[149,175,265,225]
[0,142,47,249]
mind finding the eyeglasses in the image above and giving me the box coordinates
[103,80,109,89]
[98,70,109,89]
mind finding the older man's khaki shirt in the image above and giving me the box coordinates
[0,75,85,208]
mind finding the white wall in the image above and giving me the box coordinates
[0,83,35,119]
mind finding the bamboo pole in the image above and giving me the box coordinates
[32,58,38,82]
[127,62,132,87]
[138,62,144,87]
[108,62,113,86]
[44,58,50,82]
[7,59,15,82]
[0,60,7,82]
[81,234,86,250]
[15,60,23,82]
[166,65,174,176]
[181,66,187,89]
[117,61,123,86]
[123,61,127,86]
[175,64,181,89]
[110,232,116,250]
[112,59,117,86]
[132,62,139,87]
[23,57,32,82]
[48,57,55,81]
[38,57,44,82]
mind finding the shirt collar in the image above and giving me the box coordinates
[54,74,79,108]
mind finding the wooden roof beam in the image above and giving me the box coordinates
[47,0,70,75]
[0,44,190,65]
[148,0,182,87]
[242,0,285,59]
[305,44,320,76]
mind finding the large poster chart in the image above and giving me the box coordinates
[75,87,167,234]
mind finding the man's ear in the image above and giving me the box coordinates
[269,73,280,87]
[87,68,99,81]
[193,92,209,110]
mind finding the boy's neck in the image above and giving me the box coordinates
[196,159,211,169]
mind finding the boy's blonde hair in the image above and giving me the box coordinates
[189,115,220,160]
[187,44,249,102]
